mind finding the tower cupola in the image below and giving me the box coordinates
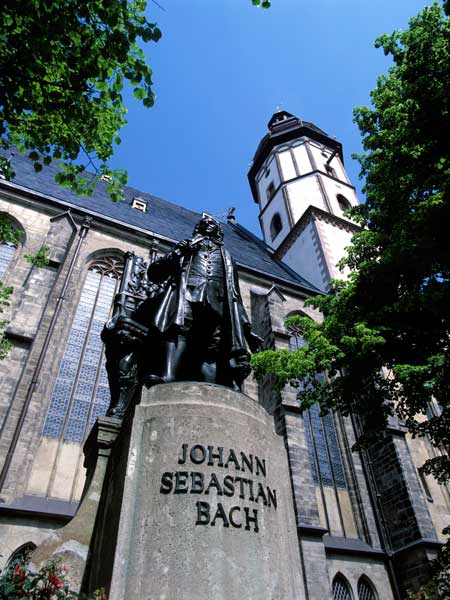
[248,111,360,291]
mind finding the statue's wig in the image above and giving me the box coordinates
[192,212,224,242]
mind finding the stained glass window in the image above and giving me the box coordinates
[43,257,122,443]
[289,332,347,489]
[332,575,352,600]
[0,242,16,280]
[358,577,377,600]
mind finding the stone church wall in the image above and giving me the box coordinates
[0,183,447,598]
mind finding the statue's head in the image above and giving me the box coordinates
[193,213,224,242]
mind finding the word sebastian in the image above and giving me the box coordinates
[159,444,277,533]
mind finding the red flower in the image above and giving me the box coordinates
[48,572,63,588]
[14,567,25,580]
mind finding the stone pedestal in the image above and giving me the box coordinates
[87,382,305,600]
[30,417,122,591]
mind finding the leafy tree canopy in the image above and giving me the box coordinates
[0,0,270,202]
[252,1,450,487]
[0,0,163,201]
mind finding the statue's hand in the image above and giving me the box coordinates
[174,239,193,256]
[229,354,251,379]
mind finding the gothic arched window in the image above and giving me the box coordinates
[332,574,352,600]
[289,328,347,489]
[303,404,347,488]
[6,542,36,568]
[270,213,283,241]
[0,242,16,280]
[358,576,377,600]
[0,214,23,280]
[337,194,351,213]
[42,256,123,443]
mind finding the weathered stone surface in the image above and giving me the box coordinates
[99,382,304,600]
[29,417,122,592]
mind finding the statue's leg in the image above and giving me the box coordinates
[199,315,221,384]
[107,351,137,417]
[161,335,187,383]
[199,360,216,383]
[143,333,188,385]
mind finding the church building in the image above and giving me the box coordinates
[0,111,448,599]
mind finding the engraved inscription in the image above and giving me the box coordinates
[160,443,277,533]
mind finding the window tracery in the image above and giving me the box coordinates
[358,576,377,600]
[332,574,352,600]
[42,257,123,443]
[289,329,347,488]
[0,242,16,280]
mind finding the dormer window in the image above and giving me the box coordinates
[132,197,147,212]
[266,181,276,203]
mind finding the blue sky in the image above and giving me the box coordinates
[110,0,429,236]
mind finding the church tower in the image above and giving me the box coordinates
[248,111,359,290]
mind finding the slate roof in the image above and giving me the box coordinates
[1,150,321,294]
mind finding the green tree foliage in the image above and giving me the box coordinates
[0,282,12,360]
[0,0,269,202]
[0,215,22,247]
[252,6,450,587]
[252,1,450,478]
[24,245,50,268]
[0,0,161,201]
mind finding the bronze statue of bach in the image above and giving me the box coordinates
[102,214,262,417]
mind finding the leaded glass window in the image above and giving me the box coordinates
[304,405,347,488]
[289,332,347,489]
[358,577,377,600]
[43,257,122,443]
[332,575,352,600]
[0,242,16,280]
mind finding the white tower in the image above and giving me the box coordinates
[248,111,359,291]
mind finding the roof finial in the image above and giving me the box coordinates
[227,207,236,223]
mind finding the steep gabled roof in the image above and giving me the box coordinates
[1,151,321,294]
